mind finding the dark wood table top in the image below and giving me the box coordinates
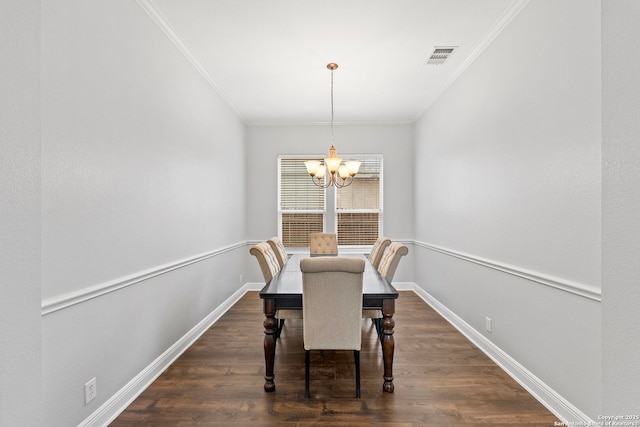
[259,253,398,302]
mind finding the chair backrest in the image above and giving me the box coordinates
[368,236,391,269]
[377,242,409,282]
[249,242,281,283]
[301,257,364,351]
[309,233,338,255]
[267,236,288,268]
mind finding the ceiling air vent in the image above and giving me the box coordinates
[425,47,457,65]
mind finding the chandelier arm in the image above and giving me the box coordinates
[333,175,354,188]
[311,174,332,189]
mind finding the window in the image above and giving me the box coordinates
[278,157,325,247]
[335,155,382,246]
[278,155,383,248]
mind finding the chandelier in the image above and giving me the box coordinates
[304,63,360,188]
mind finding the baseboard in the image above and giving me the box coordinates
[78,283,255,427]
[408,284,595,424]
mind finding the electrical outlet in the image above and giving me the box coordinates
[239,274,243,284]
[485,317,492,333]
[85,377,97,405]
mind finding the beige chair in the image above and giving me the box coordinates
[367,236,391,269]
[301,256,365,398]
[309,233,338,255]
[362,236,390,332]
[250,242,301,337]
[378,242,409,283]
[249,242,280,284]
[368,242,409,339]
[267,236,289,268]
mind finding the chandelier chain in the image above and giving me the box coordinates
[330,66,335,143]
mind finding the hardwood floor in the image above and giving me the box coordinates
[110,291,559,426]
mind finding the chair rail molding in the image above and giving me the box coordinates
[413,240,601,302]
[41,241,247,315]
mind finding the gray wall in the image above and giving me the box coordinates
[602,0,640,414]
[0,1,42,425]
[40,1,247,425]
[413,0,601,418]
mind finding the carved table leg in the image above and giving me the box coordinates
[382,298,395,393]
[263,298,276,392]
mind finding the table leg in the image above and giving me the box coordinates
[382,298,395,393]
[263,298,276,392]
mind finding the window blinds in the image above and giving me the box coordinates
[336,156,382,246]
[279,157,325,247]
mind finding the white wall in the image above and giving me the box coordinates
[40,1,247,425]
[602,0,640,414]
[245,124,414,283]
[0,1,42,425]
[414,0,601,418]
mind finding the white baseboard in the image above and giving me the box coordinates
[78,283,255,427]
[408,283,594,424]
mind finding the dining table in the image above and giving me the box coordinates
[258,253,399,393]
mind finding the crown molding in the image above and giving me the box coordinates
[411,0,531,122]
[135,0,248,124]
[247,120,413,127]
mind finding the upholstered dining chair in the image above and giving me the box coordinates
[300,256,365,398]
[249,242,280,284]
[250,242,301,338]
[309,233,338,255]
[367,242,409,339]
[267,236,289,268]
[361,236,390,332]
[378,242,409,283]
[367,236,391,269]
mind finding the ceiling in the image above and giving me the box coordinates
[144,0,525,125]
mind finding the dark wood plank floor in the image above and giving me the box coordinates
[110,291,559,426]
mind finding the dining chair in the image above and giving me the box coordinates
[368,242,409,339]
[267,236,289,268]
[367,236,391,269]
[362,236,391,332]
[378,242,409,283]
[249,242,280,284]
[309,232,338,255]
[300,256,365,398]
[250,242,301,338]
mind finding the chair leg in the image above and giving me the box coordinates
[354,350,361,398]
[276,319,285,338]
[305,350,311,398]
[374,318,383,341]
